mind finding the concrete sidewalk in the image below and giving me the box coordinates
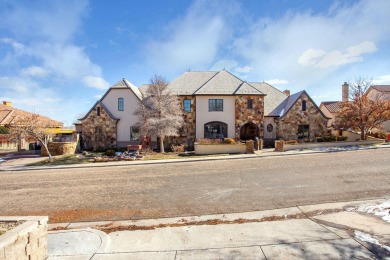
[47,198,390,259]
[1,144,389,172]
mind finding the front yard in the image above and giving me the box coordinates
[27,152,231,166]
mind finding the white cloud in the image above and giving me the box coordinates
[21,66,49,78]
[266,79,289,85]
[299,41,377,68]
[235,66,254,74]
[143,0,237,75]
[210,59,238,71]
[373,75,390,84]
[83,76,109,90]
[0,37,25,52]
[232,0,390,90]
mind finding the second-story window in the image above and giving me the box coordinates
[118,98,124,111]
[97,107,101,116]
[247,99,253,109]
[183,99,191,112]
[209,99,223,111]
[302,100,307,111]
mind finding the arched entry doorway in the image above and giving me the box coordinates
[240,122,259,140]
[204,121,227,139]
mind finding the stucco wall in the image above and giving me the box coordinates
[319,105,335,127]
[101,88,140,143]
[263,117,277,139]
[277,93,328,141]
[195,96,235,139]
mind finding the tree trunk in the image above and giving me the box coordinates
[360,127,366,140]
[159,136,165,153]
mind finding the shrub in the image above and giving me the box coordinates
[316,137,324,142]
[223,138,235,144]
[196,138,222,145]
[323,135,337,142]
[336,136,348,141]
[171,144,185,153]
[105,149,116,156]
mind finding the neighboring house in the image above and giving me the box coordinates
[78,79,143,150]
[319,101,342,127]
[320,83,390,133]
[79,70,328,150]
[367,85,390,132]
[0,101,63,150]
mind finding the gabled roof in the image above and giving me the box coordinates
[103,79,143,101]
[268,91,330,119]
[320,101,343,113]
[168,70,264,96]
[0,104,63,127]
[269,91,304,117]
[370,85,390,93]
[249,82,288,115]
[78,101,119,121]
[169,71,218,95]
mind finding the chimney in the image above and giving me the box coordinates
[283,89,290,96]
[2,101,12,107]
[342,82,349,102]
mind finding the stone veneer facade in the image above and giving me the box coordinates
[276,93,328,141]
[168,96,197,148]
[235,95,265,138]
[81,104,117,150]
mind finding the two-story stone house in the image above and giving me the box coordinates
[78,70,328,150]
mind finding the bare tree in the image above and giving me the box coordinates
[337,77,390,140]
[134,75,184,153]
[8,114,57,161]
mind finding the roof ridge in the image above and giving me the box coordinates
[234,81,265,95]
[123,79,143,101]
[193,71,219,95]
[249,81,288,96]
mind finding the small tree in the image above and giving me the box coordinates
[337,78,390,140]
[8,113,56,161]
[135,75,184,153]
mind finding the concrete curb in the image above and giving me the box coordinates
[1,144,389,172]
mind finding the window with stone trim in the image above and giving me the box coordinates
[118,98,124,111]
[183,99,191,112]
[247,99,253,109]
[95,126,103,141]
[97,107,101,116]
[302,100,307,111]
[297,125,309,139]
[209,99,223,111]
[130,126,140,141]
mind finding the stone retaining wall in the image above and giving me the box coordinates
[0,216,48,260]
[194,143,247,154]
[41,141,78,156]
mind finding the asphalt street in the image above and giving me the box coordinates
[0,149,389,223]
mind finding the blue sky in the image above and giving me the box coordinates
[1,0,389,126]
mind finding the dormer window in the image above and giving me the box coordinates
[302,100,307,111]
